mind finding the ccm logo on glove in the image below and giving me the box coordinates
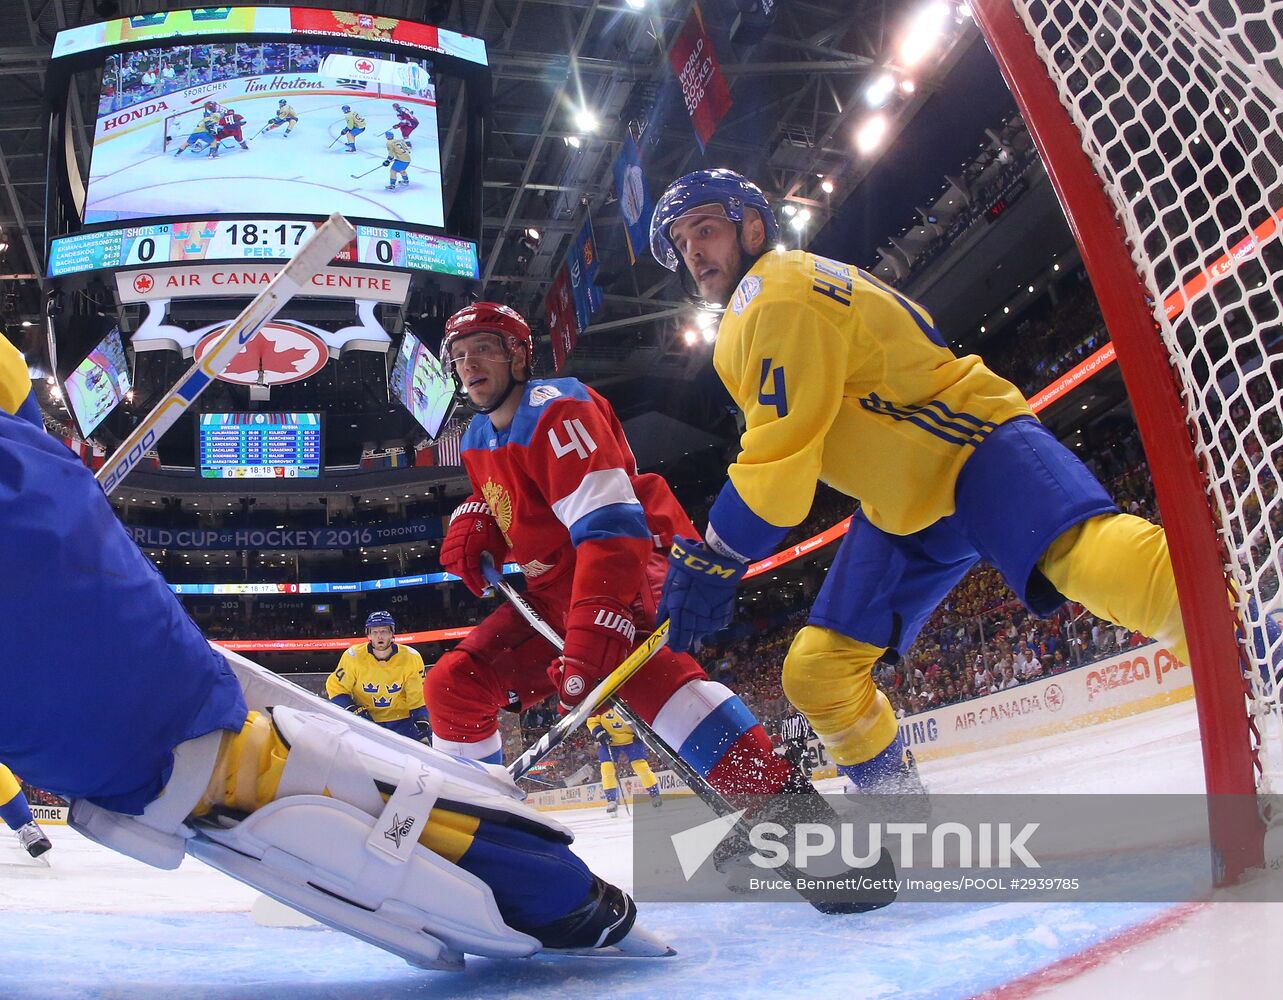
[671,538,741,579]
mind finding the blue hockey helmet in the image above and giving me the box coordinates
[365,610,395,632]
[385,131,395,139]
[278,98,287,105]
[341,104,351,112]
[650,168,778,273]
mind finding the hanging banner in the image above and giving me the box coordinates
[568,215,603,333]
[613,133,654,265]
[668,3,732,151]
[545,264,579,372]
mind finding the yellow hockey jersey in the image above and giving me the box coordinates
[325,642,425,723]
[385,138,412,162]
[344,110,366,129]
[201,111,221,132]
[587,708,635,747]
[713,250,1033,537]
[277,103,298,120]
[0,336,27,416]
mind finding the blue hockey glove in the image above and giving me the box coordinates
[658,536,747,653]
[414,718,432,745]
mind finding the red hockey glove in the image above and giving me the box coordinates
[547,598,636,713]
[440,498,506,597]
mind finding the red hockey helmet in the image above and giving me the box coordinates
[441,302,532,362]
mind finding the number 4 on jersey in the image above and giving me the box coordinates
[548,417,598,460]
[759,358,788,417]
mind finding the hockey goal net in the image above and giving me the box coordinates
[972,0,1283,881]
[162,106,214,152]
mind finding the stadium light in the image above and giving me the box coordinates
[564,135,581,149]
[820,178,835,194]
[626,0,646,8]
[901,79,917,94]
[696,309,718,329]
[900,1,952,67]
[682,328,699,346]
[856,115,889,154]
[781,203,797,218]
[573,108,599,133]
[525,227,541,241]
[701,328,716,345]
[865,73,896,108]
[775,242,787,252]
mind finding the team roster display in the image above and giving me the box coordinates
[198,412,322,478]
[48,220,478,279]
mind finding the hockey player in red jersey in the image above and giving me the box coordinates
[208,109,249,158]
[391,102,419,139]
[425,303,793,798]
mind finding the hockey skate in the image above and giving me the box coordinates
[714,770,898,914]
[16,820,51,859]
[386,182,398,191]
[605,799,619,818]
[650,791,663,809]
[70,647,673,970]
[398,176,409,185]
[839,747,931,825]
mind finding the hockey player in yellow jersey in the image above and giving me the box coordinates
[264,98,298,136]
[650,168,1190,798]
[0,763,51,859]
[326,611,430,743]
[338,105,365,152]
[381,131,412,191]
[586,708,661,815]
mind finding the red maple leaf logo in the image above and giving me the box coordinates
[133,273,155,293]
[224,336,311,376]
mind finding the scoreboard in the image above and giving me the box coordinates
[198,413,322,479]
[48,221,479,280]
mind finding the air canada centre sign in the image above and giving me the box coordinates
[115,263,410,304]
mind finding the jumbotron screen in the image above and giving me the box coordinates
[65,327,131,438]
[198,412,322,478]
[389,330,456,441]
[85,40,443,227]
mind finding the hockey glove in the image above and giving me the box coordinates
[658,537,747,653]
[548,598,636,713]
[592,726,612,750]
[441,498,507,597]
[382,158,391,167]
[344,703,371,721]
[414,719,432,745]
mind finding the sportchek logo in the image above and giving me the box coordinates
[594,609,636,644]
[384,813,417,849]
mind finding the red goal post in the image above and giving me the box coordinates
[971,0,1275,883]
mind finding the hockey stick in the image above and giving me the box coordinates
[97,213,356,496]
[481,558,724,807]
[350,164,385,179]
[481,559,889,913]
[479,554,713,795]
[480,558,669,782]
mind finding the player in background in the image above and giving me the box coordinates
[207,108,249,158]
[172,102,220,157]
[391,102,419,139]
[381,131,412,190]
[0,332,670,964]
[339,105,365,152]
[428,303,791,796]
[263,98,298,136]
[650,168,1196,799]
[0,764,51,859]
[326,610,430,743]
[586,708,661,815]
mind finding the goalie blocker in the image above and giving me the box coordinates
[0,334,669,969]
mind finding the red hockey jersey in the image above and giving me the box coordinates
[458,378,696,609]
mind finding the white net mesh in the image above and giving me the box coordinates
[1006,0,1283,793]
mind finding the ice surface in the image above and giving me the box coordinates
[2,701,1278,999]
